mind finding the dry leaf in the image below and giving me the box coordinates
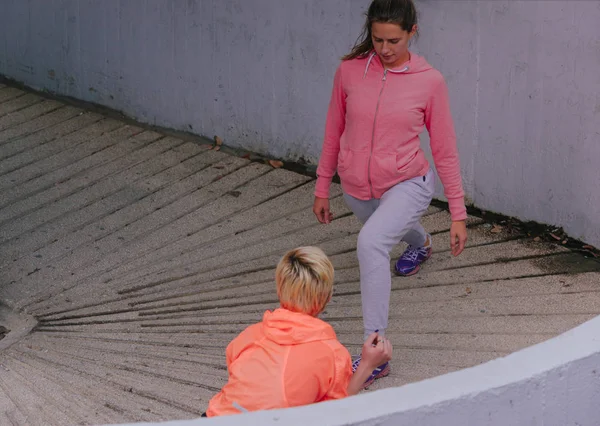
[269,160,284,168]
[533,236,541,242]
[213,145,221,151]
[562,240,567,245]
[465,287,472,295]
[490,225,503,234]
[549,233,561,241]
[214,135,223,146]
[583,245,594,250]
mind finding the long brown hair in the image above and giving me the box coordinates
[343,0,418,61]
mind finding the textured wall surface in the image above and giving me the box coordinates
[1,0,598,246]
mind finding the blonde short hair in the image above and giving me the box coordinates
[276,246,334,316]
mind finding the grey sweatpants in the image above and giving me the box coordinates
[343,168,435,340]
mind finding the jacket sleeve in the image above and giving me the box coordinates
[225,323,261,368]
[315,64,346,199]
[425,77,467,221]
[321,343,352,401]
[225,339,236,368]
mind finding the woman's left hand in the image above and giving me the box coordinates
[450,220,468,256]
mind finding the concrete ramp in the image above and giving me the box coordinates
[0,85,599,425]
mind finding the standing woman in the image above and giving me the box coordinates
[313,0,468,387]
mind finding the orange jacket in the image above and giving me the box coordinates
[206,308,352,416]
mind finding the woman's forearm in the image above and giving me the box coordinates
[347,363,373,396]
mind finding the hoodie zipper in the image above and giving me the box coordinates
[367,69,388,198]
[366,65,409,198]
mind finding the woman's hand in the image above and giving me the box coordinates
[313,196,333,224]
[347,332,393,396]
[360,332,392,370]
[450,220,468,256]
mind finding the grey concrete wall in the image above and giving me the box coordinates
[114,314,600,425]
[1,0,599,247]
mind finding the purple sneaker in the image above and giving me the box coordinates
[352,356,391,390]
[394,235,432,276]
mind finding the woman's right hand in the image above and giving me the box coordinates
[347,332,393,396]
[313,196,333,224]
[361,332,393,370]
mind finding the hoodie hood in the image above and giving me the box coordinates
[261,308,336,345]
[363,50,433,78]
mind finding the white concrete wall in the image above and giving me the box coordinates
[415,1,600,249]
[1,0,598,246]
[112,314,600,426]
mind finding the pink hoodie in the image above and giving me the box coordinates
[315,52,467,221]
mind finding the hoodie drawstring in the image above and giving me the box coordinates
[363,52,377,79]
[233,401,249,413]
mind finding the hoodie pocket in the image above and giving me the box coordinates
[372,151,420,181]
[337,150,367,189]
[337,150,351,173]
[372,152,399,181]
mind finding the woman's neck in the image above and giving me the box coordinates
[385,51,411,70]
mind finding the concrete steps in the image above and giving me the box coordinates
[0,85,599,424]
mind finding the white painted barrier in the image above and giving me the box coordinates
[112,315,600,426]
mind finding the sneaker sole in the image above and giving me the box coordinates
[362,363,391,390]
[394,250,432,277]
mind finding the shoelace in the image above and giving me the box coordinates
[400,246,422,262]
[352,356,388,376]
[352,356,361,373]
